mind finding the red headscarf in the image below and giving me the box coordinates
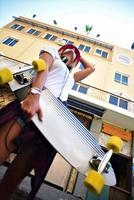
[58,44,80,65]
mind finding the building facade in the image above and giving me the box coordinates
[0,16,134,200]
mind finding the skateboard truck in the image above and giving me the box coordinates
[13,73,29,85]
[89,154,111,173]
[0,58,46,85]
[84,136,123,195]
[84,150,114,195]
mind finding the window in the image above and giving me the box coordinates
[11,24,25,31]
[78,44,84,50]
[95,49,108,58]
[61,39,74,45]
[72,83,88,94]
[119,99,128,109]
[44,34,57,41]
[78,86,88,94]
[114,72,128,85]
[109,95,128,110]
[27,29,41,36]
[109,95,118,106]
[79,63,84,69]
[33,31,41,36]
[72,83,79,91]
[78,44,91,52]
[2,37,19,46]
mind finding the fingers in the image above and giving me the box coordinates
[21,101,43,121]
[37,108,43,121]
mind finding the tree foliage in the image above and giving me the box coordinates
[85,24,93,34]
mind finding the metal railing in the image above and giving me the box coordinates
[73,82,134,113]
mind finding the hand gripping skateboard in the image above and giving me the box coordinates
[0,55,123,195]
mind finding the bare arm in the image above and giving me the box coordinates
[21,52,53,121]
[73,56,95,82]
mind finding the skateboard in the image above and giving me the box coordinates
[0,55,123,195]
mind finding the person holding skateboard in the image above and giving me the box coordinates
[0,44,95,200]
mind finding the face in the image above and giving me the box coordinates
[60,50,75,71]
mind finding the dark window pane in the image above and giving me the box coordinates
[78,86,88,94]
[122,76,128,85]
[44,34,51,39]
[102,51,108,58]
[72,83,78,91]
[96,49,101,54]
[67,41,74,45]
[17,26,25,31]
[119,99,128,109]
[27,29,35,34]
[11,24,19,29]
[9,39,18,46]
[78,44,84,50]
[50,35,57,41]
[115,73,121,82]
[3,38,13,45]
[109,95,118,106]
[84,46,91,52]
[33,31,41,36]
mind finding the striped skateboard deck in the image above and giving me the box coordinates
[32,88,116,186]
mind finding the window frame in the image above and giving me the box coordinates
[27,28,41,36]
[2,37,19,46]
[44,33,58,41]
[61,38,74,45]
[10,24,25,31]
[78,44,91,52]
[114,72,129,85]
[109,95,128,110]
[72,83,88,94]
[95,48,108,58]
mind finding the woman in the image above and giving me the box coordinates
[0,44,95,200]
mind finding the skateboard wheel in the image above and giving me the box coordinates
[106,136,123,153]
[32,59,46,72]
[84,170,104,195]
[0,68,13,84]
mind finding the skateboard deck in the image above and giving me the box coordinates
[32,88,116,186]
[0,55,117,193]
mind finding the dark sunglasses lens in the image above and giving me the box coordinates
[61,56,68,64]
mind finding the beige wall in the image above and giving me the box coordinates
[1,17,134,100]
[1,16,134,192]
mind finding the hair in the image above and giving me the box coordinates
[58,44,80,67]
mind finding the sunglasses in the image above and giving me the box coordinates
[61,56,72,71]
[61,56,68,64]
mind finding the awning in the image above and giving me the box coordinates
[68,97,106,117]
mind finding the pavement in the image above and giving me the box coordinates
[0,165,84,200]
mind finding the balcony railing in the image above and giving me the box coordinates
[72,82,134,113]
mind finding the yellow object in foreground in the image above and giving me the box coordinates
[0,68,13,84]
[107,136,123,154]
[84,170,105,195]
[32,58,47,72]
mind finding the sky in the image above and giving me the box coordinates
[0,0,134,49]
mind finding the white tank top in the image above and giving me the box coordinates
[40,47,74,101]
